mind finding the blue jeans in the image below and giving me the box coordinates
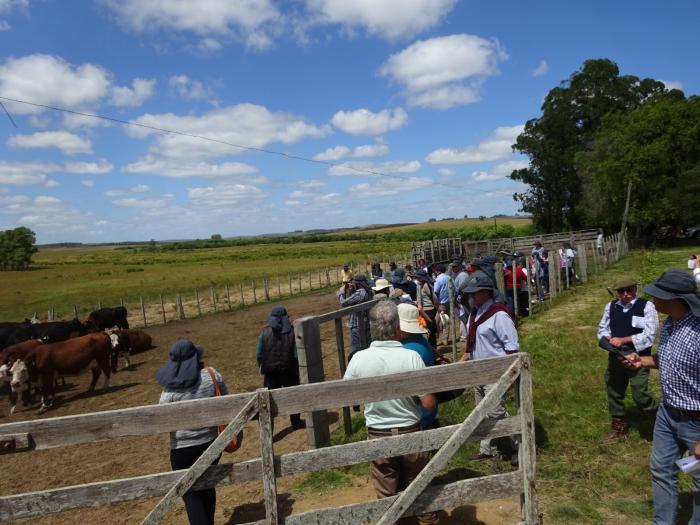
[650,404,700,524]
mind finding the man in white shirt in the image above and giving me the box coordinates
[344,300,438,525]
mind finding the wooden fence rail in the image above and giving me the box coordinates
[0,353,536,525]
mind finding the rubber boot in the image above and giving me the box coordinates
[606,416,628,440]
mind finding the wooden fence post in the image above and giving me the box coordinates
[548,257,557,300]
[97,301,102,310]
[257,388,279,525]
[298,274,302,293]
[239,284,245,307]
[177,293,185,320]
[512,260,519,325]
[495,263,505,299]
[288,273,293,295]
[252,281,258,304]
[120,298,124,307]
[294,317,330,449]
[277,276,281,298]
[263,279,270,302]
[334,318,352,436]
[226,284,231,309]
[195,289,202,316]
[160,295,166,325]
[140,296,147,328]
[308,272,312,291]
[210,286,217,313]
[519,354,539,523]
[73,305,78,319]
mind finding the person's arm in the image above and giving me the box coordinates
[623,352,658,369]
[419,393,437,413]
[627,301,659,351]
[695,439,700,460]
[256,333,263,366]
[216,370,229,396]
[338,288,365,307]
[596,304,611,341]
[493,312,519,353]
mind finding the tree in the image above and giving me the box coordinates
[0,227,38,270]
[510,59,667,232]
[576,93,700,242]
[211,234,222,241]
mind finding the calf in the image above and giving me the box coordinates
[108,329,153,369]
[85,307,129,332]
[21,332,117,412]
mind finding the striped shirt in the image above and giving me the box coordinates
[658,314,700,411]
[159,367,228,450]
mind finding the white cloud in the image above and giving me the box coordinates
[169,75,214,101]
[101,0,280,50]
[62,112,111,129]
[187,183,267,207]
[122,157,264,180]
[44,179,60,188]
[0,160,58,185]
[328,159,421,177]
[129,104,330,159]
[661,79,683,91]
[331,108,407,136]
[379,34,507,109]
[130,184,150,193]
[531,59,548,77]
[471,160,528,182]
[81,179,95,188]
[353,140,389,158]
[0,0,29,31]
[438,168,455,177]
[110,78,156,107]
[0,20,10,31]
[8,131,92,155]
[112,194,175,208]
[198,38,223,51]
[0,54,110,114]
[64,160,113,174]
[104,189,126,197]
[306,0,456,40]
[426,125,523,164]
[349,176,432,197]
[297,180,326,189]
[313,145,351,161]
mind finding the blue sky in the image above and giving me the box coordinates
[0,0,697,243]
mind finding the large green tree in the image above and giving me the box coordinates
[0,227,38,270]
[576,93,700,242]
[509,59,667,232]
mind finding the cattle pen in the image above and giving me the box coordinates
[0,353,537,524]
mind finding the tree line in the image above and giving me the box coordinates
[510,58,699,243]
[0,227,38,271]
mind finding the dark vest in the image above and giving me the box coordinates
[609,298,651,354]
[260,326,296,375]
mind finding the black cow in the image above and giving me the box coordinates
[5,319,86,347]
[0,321,31,350]
[85,307,129,332]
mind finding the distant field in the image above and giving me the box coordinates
[0,240,410,321]
[351,216,531,235]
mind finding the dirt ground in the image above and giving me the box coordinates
[1,290,520,524]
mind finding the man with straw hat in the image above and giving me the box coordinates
[624,270,700,524]
[596,275,659,440]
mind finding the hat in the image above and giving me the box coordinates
[353,274,370,287]
[461,273,495,294]
[451,260,462,268]
[268,305,292,334]
[343,263,349,268]
[610,275,638,291]
[397,303,428,334]
[156,339,204,389]
[434,263,446,273]
[413,269,432,283]
[391,267,408,285]
[372,278,391,291]
[643,269,700,316]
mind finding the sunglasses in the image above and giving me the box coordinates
[616,286,636,294]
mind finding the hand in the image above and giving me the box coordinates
[620,352,641,369]
[459,353,470,363]
[609,337,625,348]
[695,440,700,460]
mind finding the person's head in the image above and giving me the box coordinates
[434,263,445,275]
[353,274,371,290]
[156,339,205,389]
[451,261,462,273]
[460,273,494,307]
[610,276,638,305]
[418,258,426,267]
[391,267,407,285]
[389,261,397,270]
[371,278,391,294]
[343,263,349,271]
[397,303,428,340]
[534,241,542,248]
[369,300,400,341]
[268,305,293,333]
[643,269,700,320]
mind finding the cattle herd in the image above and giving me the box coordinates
[0,307,153,415]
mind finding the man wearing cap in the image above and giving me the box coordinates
[391,267,417,301]
[398,303,438,429]
[337,274,374,358]
[624,270,700,524]
[343,301,439,525]
[458,273,520,463]
[256,306,305,430]
[596,275,659,440]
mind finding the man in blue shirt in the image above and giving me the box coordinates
[433,264,450,308]
[625,270,700,524]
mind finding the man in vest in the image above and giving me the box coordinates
[596,275,658,440]
[458,273,520,464]
[256,305,305,430]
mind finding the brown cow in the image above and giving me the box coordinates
[0,339,44,365]
[20,332,117,412]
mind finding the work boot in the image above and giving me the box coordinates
[606,416,628,440]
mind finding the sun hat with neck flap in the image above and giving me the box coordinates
[156,339,204,389]
[643,269,700,316]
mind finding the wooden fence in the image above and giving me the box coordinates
[460,229,600,259]
[0,353,536,525]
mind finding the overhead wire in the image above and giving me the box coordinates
[0,95,512,194]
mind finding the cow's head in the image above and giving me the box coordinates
[107,332,125,373]
[9,360,29,392]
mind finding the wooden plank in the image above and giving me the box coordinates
[140,394,259,525]
[512,260,519,325]
[245,472,523,525]
[314,299,380,324]
[0,418,521,520]
[0,432,30,453]
[334,318,352,436]
[257,389,278,524]
[518,354,538,524]
[375,357,522,525]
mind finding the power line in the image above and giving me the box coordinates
[0,95,507,193]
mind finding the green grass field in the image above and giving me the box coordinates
[351,216,532,235]
[0,240,410,321]
[295,243,700,524]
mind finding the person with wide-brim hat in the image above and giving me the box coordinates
[597,275,659,440]
[623,270,700,523]
[371,277,392,298]
[457,273,520,464]
[391,267,417,301]
[157,339,228,525]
